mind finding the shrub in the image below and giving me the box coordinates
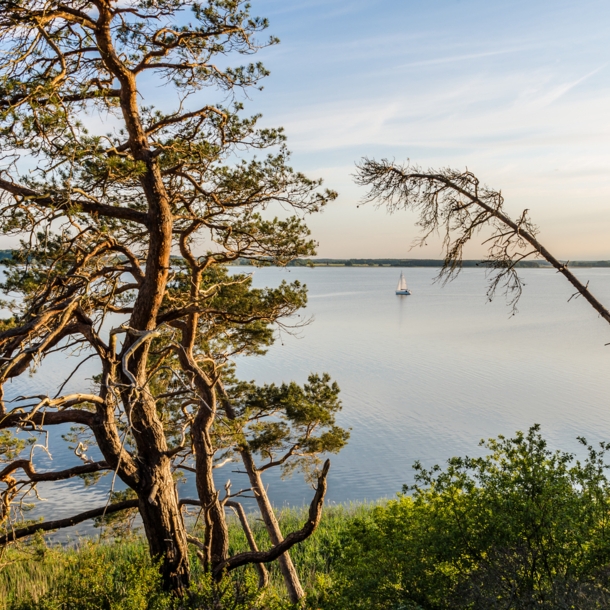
[320,426,610,609]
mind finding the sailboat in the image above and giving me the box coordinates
[395,271,411,295]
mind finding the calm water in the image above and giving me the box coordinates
[7,266,610,523]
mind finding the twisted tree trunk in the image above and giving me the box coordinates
[192,408,230,570]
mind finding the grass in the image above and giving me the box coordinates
[6,428,610,609]
[0,536,171,610]
[224,502,381,597]
[0,501,383,609]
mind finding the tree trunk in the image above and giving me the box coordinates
[104,341,192,596]
[92,413,191,593]
[173,310,231,573]
[137,460,190,593]
[218,385,305,602]
[192,408,230,570]
[239,449,305,603]
[126,391,191,593]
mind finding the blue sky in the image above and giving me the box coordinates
[227,0,610,259]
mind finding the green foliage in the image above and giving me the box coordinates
[1,503,372,610]
[1,537,286,610]
[320,426,610,610]
[7,429,610,609]
[0,431,28,463]
[185,568,287,610]
[225,373,349,480]
[163,264,309,360]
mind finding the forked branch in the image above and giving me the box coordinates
[212,459,330,578]
[225,500,269,588]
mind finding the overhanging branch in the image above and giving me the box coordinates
[0,178,148,225]
[0,409,96,430]
[0,460,109,483]
[0,499,139,545]
[355,159,610,324]
[0,497,217,545]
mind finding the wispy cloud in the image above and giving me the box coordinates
[394,46,536,69]
[221,0,610,257]
[523,65,607,108]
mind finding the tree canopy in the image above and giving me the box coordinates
[0,0,346,599]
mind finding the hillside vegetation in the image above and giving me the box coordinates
[3,427,610,610]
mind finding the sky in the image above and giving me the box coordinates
[217,0,610,260]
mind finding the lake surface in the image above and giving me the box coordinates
[7,266,610,524]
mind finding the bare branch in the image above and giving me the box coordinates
[0,460,109,483]
[212,459,330,577]
[355,158,610,323]
[0,409,95,430]
[0,499,138,545]
[225,500,268,588]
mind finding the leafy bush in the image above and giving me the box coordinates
[7,427,610,609]
[320,426,610,609]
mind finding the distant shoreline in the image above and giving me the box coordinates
[238,258,610,269]
[2,249,608,268]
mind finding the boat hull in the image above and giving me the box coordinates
[395,290,411,295]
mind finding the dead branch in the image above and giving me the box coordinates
[225,500,269,588]
[355,158,610,323]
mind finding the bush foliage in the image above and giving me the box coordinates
[4,427,610,609]
[320,425,610,609]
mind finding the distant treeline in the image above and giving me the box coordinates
[285,258,544,268]
[2,250,608,268]
[237,257,610,268]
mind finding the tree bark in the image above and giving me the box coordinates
[192,403,230,570]
[137,460,190,594]
[219,386,305,603]
[94,1,192,594]
[239,449,305,602]
[175,301,230,573]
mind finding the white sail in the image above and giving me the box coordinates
[396,272,408,291]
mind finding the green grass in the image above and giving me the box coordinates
[0,501,383,610]
[8,428,609,609]
[223,502,382,598]
[0,536,173,610]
